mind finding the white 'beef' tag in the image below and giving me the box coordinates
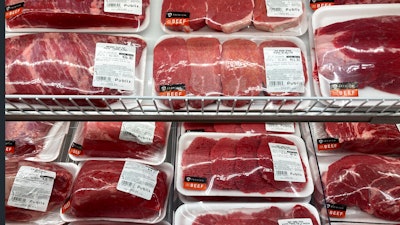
[278,218,313,225]
[265,123,295,133]
[7,166,56,212]
[104,0,142,15]
[266,0,303,18]
[93,43,136,91]
[263,47,305,93]
[269,143,306,182]
[117,161,159,200]
[119,122,156,145]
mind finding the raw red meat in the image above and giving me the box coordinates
[5,121,54,159]
[183,123,216,132]
[289,204,320,225]
[220,39,264,107]
[161,0,207,32]
[153,37,189,109]
[5,161,73,222]
[324,122,400,154]
[210,138,238,190]
[193,214,226,225]
[253,0,304,32]
[5,0,150,29]
[334,0,400,4]
[6,33,146,107]
[240,123,267,133]
[314,16,400,95]
[78,122,168,159]
[206,0,254,33]
[259,40,308,97]
[68,160,169,220]
[323,155,400,221]
[213,123,244,133]
[187,37,222,108]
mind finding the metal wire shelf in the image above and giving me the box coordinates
[5,95,400,123]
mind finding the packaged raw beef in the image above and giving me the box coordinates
[176,133,313,198]
[5,121,69,161]
[312,5,400,106]
[61,160,173,223]
[5,0,150,32]
[319,154,400,223]
[175,202,321,225]
[6,32,147,108]
[5,161,76,223]
[153,35,310,110]
[182,122,301,136]
[161,0,207,32]
[69,122,170,165]
[305,122,400,155]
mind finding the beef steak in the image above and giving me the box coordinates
[161,0,207,32]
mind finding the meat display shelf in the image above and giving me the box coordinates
[6,95,400,123]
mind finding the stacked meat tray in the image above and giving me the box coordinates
[4,0,400,225]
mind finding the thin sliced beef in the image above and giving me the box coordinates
[324,122,400,154]
[68,160,169,220]
[220,39,264,107]
[5,161,73,222]
[206,0,254,33]
[161,0,207,32]
[213,123,244,133]
[253,0,304,32]
[210,138,238,190]
[323,155,400,221]
[153,37,189,109]
[187,37,222,108]
[6,33,146,107]
[314,16,400,95]
[5,0,150,29]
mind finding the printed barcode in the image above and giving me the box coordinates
[122,180,134,187]
[271,8,282,11]
[12,196,26,203]
[269,81,284,86]
[96,76,112,81]
[276,171,288,175]
[108,3,121,7]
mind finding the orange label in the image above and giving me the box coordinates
[5,140,15,154]
[328,209,346,218]
[159,84,186,96]
[330,82,359,97]
[61,199,71,214]
[159,90,186,96]
[69,142,83,156]
[184,181,207,191]
[165,18,190,27]
[5,3,24,19]
[310,2,334,10]
[317,138,340,151]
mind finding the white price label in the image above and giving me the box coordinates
[278,218,313,225]
[117,161,159,200]
[7,166,56,212]
[104,0,142,15]
[266,0,303,18]
[269,143,306,182]
[265,122,295,133]
[119,122,156,145]
[93,43,136,91]
[263,47,305,93]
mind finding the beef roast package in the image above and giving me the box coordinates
[176,133,313,199]
[153,35,311,110]
[5,0,150,32]
[311,4,400,107]
[160,0,308,36]
[5,32,147,108]
[5,161,77,224]
[69,122,170,165]
[318,154,400,223]
[301,122,400,156]
[61,160,173,223]
[5,121,70,162]
[175,202,321,225]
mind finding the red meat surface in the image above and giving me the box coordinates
[79,122,167,159]
[153,37,190,109]
[253,0,304,32]
[213,123,244,133]
[5,32,146,107]
[187,37,222,108]
[206,0,254,33]
[193,214,226,225]
[324,155,400,221]
[161,0,206,32]
[5,161,73,222]
[183,123,216,132]
[240,123,266,133]
[289,204,320,225]
[5,121,54,159]
[68,160,168,220]
[324,122,400,154]
[211,138,238,190]
[314,16,400,94]
[220,39,264,107]
[5,0,149,29]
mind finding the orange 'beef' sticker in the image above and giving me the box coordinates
[69,142,83,156]
[327,203,347,218]
[61,198,71,214]
[317,138,340,151]
[5,2,24,19]
[310,0,334,10]
[5,140,16,154]
[165,12,190,27]
[330,82,359,97]
[159,84,186,96]
[183,176,207,191]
